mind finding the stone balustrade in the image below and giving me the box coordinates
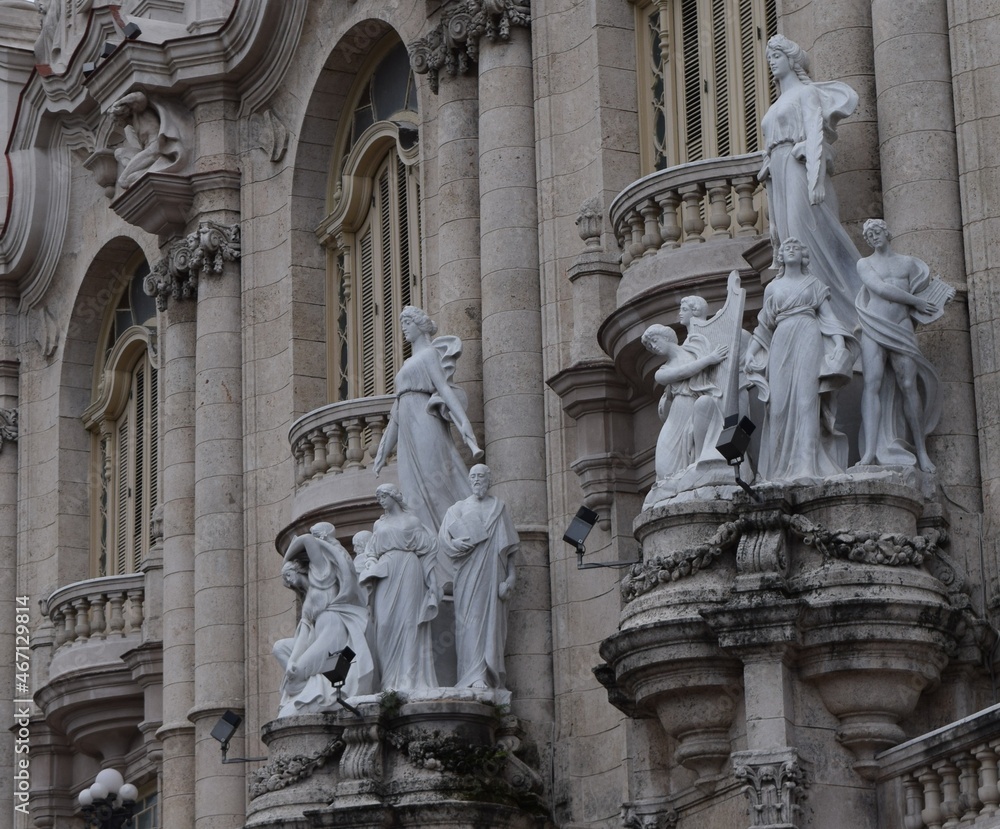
[878,703,1000,829]
[609,152,767,269]
[288,394,393,488]
[44,573,145,653]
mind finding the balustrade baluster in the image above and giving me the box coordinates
[344,419,365,470]
[324,423,346,473]
[310,429,329,478]
[72,597,91,642]
[293,442,307,487]
[705,179,732,238]
[127,589,145,634]
[627,211,644,265]
[51,609,67,648]
[732,175,760,235]
[903,775,926,829]
[301,440,316,481]
[90,593,107,640]
[640,199,663,254]
[956,752,982,821]
[976,743,1000,816]
[920,766,944,829]
[108,591,126,635]
[678,183,706,244]
[62,605,78,646]
[656,191,682,249]
[936,760,962,829]
[365,414,387,467]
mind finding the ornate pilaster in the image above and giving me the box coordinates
[732,749,808,829]
[407,0,530,92]
[0,408,16,454]
[143,222,242,310]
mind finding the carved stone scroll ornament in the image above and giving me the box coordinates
[408,0,531,92]
[247,738,344,800]
[733,752,808,829]
[621,513,944,603]
[621,802,678,829]
[143,222,242,310]
[0,408,17,453]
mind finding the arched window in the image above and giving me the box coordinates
[636,0,777,172]
[316,35,421,402]
[82,258,159,577]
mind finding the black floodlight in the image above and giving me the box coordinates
[211,710,265,764]
[323,647,362,719]
[100,41,117,59]
[123,22,142,39]
[563,506,599,555]
[82,62,97,77]
[716,414,761,501]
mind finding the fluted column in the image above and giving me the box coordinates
[478,20,553,729]
[436,71,483,431]
[871,0,979,508]
[191,216,246,829]
[155,294,197,829]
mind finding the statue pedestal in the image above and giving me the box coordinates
[245,695,547,829]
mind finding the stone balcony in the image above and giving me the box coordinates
[284,394,396,543]
[877,703,1000,829]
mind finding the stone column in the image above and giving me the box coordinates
[0,283,19,827]
[871,0,978,509]
[477,19,554,732]
[436,71,483,429]
[155,294,197,829]
[947,0,1000,538]
[190,217,246,829]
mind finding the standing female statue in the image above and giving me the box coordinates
[760,34,862,328]
[373,307,483,540]
[273,523,374,717]
[358,484,440,691]
[744,239,859,483]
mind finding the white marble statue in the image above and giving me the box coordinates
[273,523,374,717]
[373,306,484,583]
[109,91,191,190]
[856,219,953,472]
[358,484,440,692]
[438,465,519,690]
[744,238,859,484]
[760,34,863,328]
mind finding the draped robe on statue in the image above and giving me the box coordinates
[439,495,518,690]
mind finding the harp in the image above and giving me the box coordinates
[687,270,747,418]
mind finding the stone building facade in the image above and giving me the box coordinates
[0,0,999,828]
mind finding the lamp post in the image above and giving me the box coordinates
[78,769,138,829]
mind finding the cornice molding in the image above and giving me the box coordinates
[408,0,530,93]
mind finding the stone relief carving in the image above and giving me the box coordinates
[408,0,531,92]
[248,738,345,800]
[249,108,290,163]
[109,90,193,190]
[856,219,954,473]
[621,802,678,829]
[733,751,808,829]
[744,239,859,484]
[143,222,241,310]
[0,408,18,453]
[33,306,61,359]
[439,464,519,690]
[576,196,602,249]
[760,34,862,328]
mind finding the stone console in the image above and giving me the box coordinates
[245,696,549,829]
[596,479,990,829]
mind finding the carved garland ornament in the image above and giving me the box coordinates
[734,757,807,828]
[0,408,17,453]
[248,738,344,800]
[622,514,946,603]
[143,222,241,310]
[408,0,531,93]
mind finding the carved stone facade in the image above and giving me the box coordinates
[2,1,1000,829]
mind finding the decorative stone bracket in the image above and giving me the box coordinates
[143,221,242,310]
[621,798,678,829]
[732,748,807,829]
[0,408,17,453]
[408,0,531,92]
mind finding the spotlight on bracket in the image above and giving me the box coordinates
[564,505,639,570]
[82,61,97,78]
[210,710,266,764]
[123,22,142,39]
[322,646,362,718]
[716,414,761,501]
[100,41,117,59]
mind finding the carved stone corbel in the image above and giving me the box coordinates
[0,408,17,454]
[621,799,678,829]
[732,749,807,829]
[143,222,242,310]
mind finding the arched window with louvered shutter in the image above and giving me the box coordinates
[636,0,777,173]
[316,34,421,403]
[83,258,160,577]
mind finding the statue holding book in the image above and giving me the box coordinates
[855,219,954,472]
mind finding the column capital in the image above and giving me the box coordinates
[408,0,530,93]
[144,221,242,310]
